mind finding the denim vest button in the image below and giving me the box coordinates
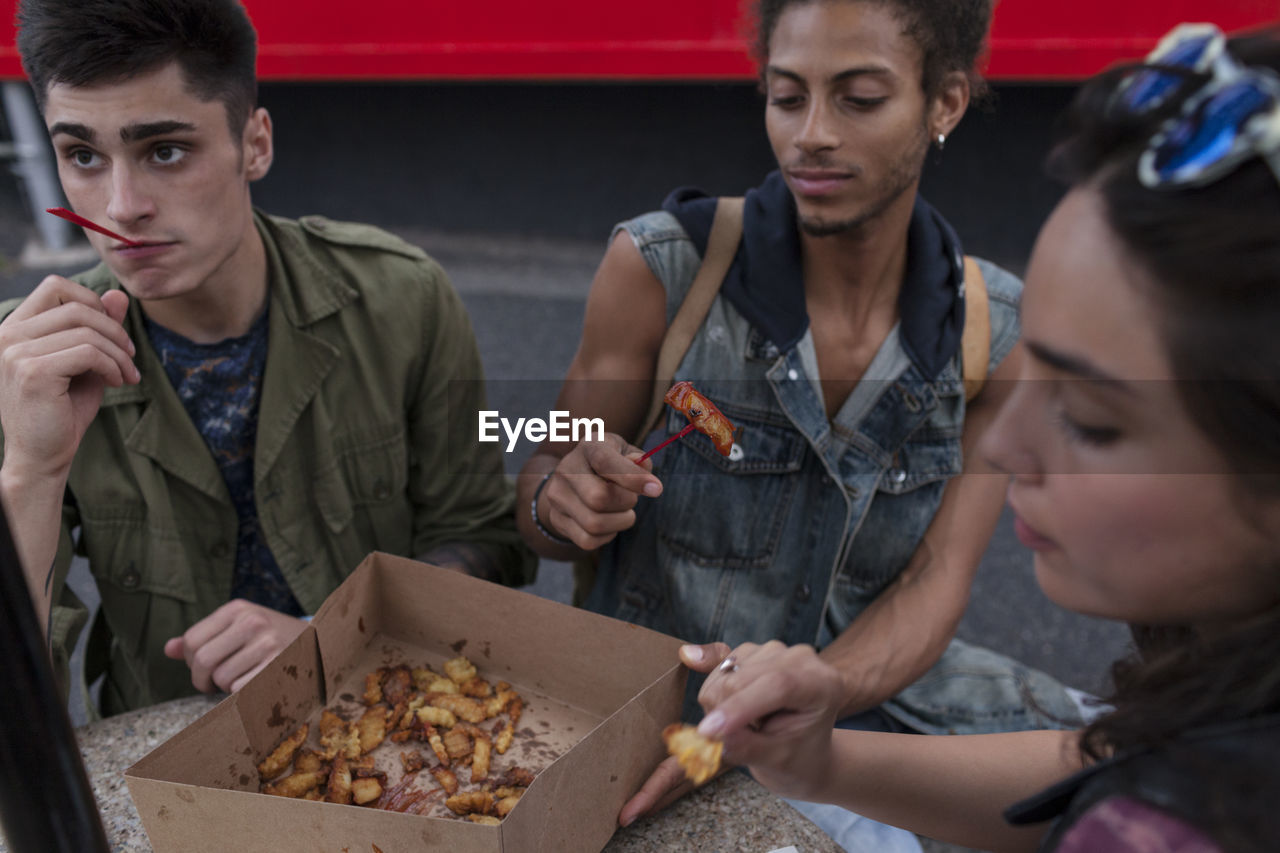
[787,368,799,380]
[795,583,811,602]
[121,567,141,589]
[849,487,860,499]
[889,468,907,485]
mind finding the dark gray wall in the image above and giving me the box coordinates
[254,81,1078,271]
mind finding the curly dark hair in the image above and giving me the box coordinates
[748,0,993,101]
[1047,29,1280,765]
[16,0,258,136]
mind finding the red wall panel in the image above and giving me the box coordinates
[0,1,1273,81]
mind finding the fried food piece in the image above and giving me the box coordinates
[302,788,324,802]
[318,710,360,760]
[459,677,493,699]
[257,724,309,781]
[494,719,515,755]
[443,727,473,761]
[262,770,326,799]
[493,786,525,800]
[445,790,495,817]
[496,792,523,818]
[430,765,459,795]
[400,750,426,773]
[426,676,459,695]
[492,767,535,788]
[293,749,325,775]
[327,756,353,805]
[411,666,439,691]
[425,724,450,767]
[358,705,389,755]
[471,733,492,783]
[663,723,723,786]
[363,667,387,706]
[428,692,487,724]
[351,777,383,805]
[483,687,517,719]
[444,656,477,684]
[468,815,502,826]
[416,705,458,729]
[382,665,413,707]
[398,695,427,730]
[664,380,737,456]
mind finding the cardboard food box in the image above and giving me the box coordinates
[125,552,686,852]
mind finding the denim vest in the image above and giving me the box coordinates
[587,211,1083,732]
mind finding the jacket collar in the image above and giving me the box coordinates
[662,171,967,381]
[97,210,348,497]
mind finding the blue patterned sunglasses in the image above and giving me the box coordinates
[1116,23,1280,189]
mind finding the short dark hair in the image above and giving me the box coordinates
[749,0,993,102]
[16,0,259,136]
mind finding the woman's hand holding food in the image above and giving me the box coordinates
[536,432,662,551]
[692,641,846,803]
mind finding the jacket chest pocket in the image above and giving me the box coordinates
[839,435,961,594]
[654,407,808,569]
[78,504,198,659]
[313,425,411,552]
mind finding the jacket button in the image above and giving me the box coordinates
[795,583,811,603]
[373,478,391,500]
[889,468,907,485]
[210,541,230,559]
[121,567,141,590]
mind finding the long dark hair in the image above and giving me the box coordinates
[1047,31,1280,761]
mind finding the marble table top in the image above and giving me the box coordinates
[0,694,842,853]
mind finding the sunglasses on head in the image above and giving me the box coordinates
[1114,23,1280,190]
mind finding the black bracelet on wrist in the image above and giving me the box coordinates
[531,472,574,547]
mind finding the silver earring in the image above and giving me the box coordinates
[935,133,946,151]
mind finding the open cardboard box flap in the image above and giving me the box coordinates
[126,552,686,853]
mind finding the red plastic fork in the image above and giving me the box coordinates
[635,423,697,465]
[46,207,144,248]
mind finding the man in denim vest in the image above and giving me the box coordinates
[0,0,532,716]
[517,0,1084,843]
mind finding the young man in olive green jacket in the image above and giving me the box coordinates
[0,0,533,715]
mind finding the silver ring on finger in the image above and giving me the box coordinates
[718,654,739,674]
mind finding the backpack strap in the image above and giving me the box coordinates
[961,256,990,403]
[633,196,745,445]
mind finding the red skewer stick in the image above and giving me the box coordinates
[46,207,144,248]
[635,423,697,465]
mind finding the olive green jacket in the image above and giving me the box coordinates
[1,211,534,715]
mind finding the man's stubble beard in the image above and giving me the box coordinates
[797,124,931,239]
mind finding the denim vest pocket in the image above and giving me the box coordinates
[655,405,808,568]
[837,434,961,596]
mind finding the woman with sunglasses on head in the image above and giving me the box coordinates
[673,24,1280,853]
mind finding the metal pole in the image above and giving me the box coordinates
[0,501,110,852]
[2,81,73,252]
